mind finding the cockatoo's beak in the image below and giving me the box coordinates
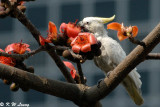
[97,15,115,24]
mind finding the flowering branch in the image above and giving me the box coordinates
[0,46,44,61]
[3,0,75,83]
[146,53,160,60]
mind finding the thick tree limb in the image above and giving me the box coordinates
[3,0,75,83]
[146,53,160,60]
[0,63,82,104]
[0,63,101,106]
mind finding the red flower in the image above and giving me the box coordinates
[19,1,25,5]
[63,61,77,79]
[5,41,31,54]
[0,49,16,66]
[39,21,58,46]
[60,21,81,38]
[71,33,97,53]
[107,22,138,41]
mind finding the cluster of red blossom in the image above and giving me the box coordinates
[39,21,101,58]
[0,41,30,66]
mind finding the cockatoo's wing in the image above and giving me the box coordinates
[95,37,144,105]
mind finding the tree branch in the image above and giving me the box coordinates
[129,37,146,47]
[146,53,160,60]
[0,63,102,106]
[76,61,85,84]
[5,0,41,44]
[0,63,82,104]
[0,46,44,61]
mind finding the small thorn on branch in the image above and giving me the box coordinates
[129,37,146,48]
[146,53,160,60]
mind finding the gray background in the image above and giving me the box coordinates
[0,0,160,107]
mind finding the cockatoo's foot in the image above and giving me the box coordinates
[97,79,104,88]
[106,71,111,78]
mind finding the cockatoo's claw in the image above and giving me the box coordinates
[106,71,111,78]
[97,79,104,88]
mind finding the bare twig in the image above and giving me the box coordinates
[54,46,84,61]
[54,46,70,51]
[69,49,84,61]
[76,61,85,84]
[146,53,160,60]
[5,0,41,44]
[0,46,44,61]
[129,37,146,47]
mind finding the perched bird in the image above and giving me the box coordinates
[78,15,144,105]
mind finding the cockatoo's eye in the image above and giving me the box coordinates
[86,22,89,24]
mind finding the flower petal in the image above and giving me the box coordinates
[117,31,128,41]
[39,36,46,46]
[5,44,14,53]
[107,22,121,31]
[71,36,78,46]
[88,33,97,45]
[67,24,81,38]
[49,21,57,35]
[0,49,4,52]
[132,26,138,37]
[70,70,76,79]
[0,57,16,66]
[63,61,77,79]
[26,48,31,52]
[81,43,91,53]
[72,44,81,53]
[59,23,67,33]
[63,61,76,70]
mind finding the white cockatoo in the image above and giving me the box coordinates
[78,15,144,105]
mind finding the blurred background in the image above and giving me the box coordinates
[0,0,160,107]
